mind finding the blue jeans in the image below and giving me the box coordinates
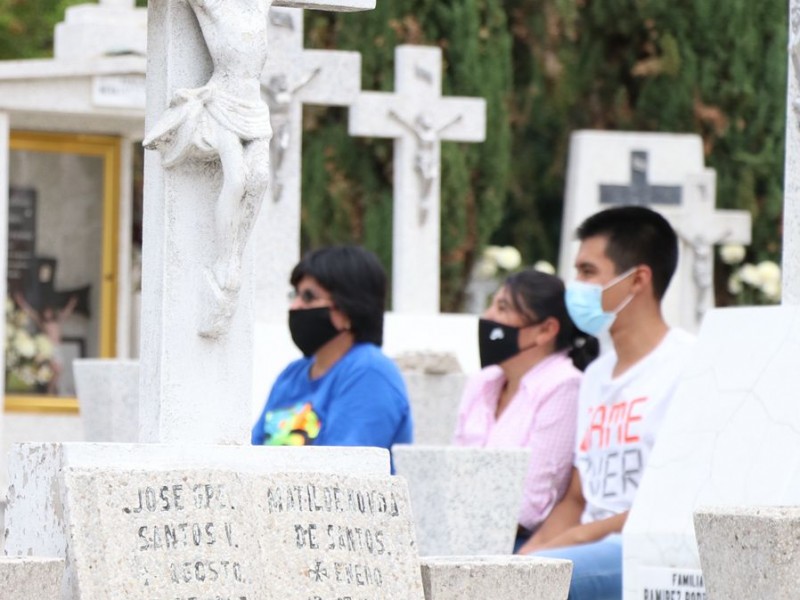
[533,534,622,600]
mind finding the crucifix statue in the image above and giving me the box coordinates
[143,0,372,339]
[349,45,486,314]
[140,0,375,444]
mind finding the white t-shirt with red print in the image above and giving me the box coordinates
[574,328,695,524]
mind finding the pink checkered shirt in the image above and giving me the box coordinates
[453,351,581,531]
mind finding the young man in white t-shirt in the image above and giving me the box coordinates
[518,206,695,600]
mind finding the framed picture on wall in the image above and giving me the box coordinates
[5,131,120,412]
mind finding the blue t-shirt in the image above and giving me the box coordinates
[251,343,413,451]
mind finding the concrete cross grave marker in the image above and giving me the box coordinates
[671,169,751,325]
[254,7,362,321]
[139,0,374,444]
[599,150,682,207]
[349,45,487,314]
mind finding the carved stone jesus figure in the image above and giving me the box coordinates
[143,0,273,338]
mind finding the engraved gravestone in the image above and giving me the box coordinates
[63,468,423,599]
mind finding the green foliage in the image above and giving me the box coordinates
[0,0,86,60]
[500,0,787,286]
[303,0,513,311]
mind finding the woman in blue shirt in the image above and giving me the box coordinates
[252,245,413,450]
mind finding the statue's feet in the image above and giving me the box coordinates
[198,269,240,339]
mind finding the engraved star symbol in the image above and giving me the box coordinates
[309,560,328,582]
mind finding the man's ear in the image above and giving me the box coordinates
[632,265,654,295]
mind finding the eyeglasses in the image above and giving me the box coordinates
[288,288,320,304]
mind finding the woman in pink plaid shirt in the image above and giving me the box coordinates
[454,269,597,551]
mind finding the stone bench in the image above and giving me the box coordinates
[0,557,64,599]
[420,556,572,600]
[393,445,529,555]
[695,505,800,600]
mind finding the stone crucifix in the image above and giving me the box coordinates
[254,7,362,321]
[349,45,486,314]
[140,0,374,445]
[670,169,751,326]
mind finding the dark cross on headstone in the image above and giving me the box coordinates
[599,150,682,207]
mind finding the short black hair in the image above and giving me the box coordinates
[504,269,598,371]
[290,245,387,346]
[576,206,678,300]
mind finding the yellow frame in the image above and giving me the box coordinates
[5,131,120,413]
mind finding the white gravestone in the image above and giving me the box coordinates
[4,443,392,599]
[139,0,373,444]
[420,556,572,600]
[621,307,800,600]
[0,557,64,600]
[54,0,147,63]
[392,445,529,556]
[559,131,751,332]
[694,506,800,600]
[73,359,139,443]
[349,45,486,314]
[255,7,362,321]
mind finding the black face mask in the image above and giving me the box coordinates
[479,318,538,368]
[289,307,342,357]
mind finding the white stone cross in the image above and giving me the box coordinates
[670,169,751,326]
[349,45,486,314]
[140,0,374,445]
[784,0,800,305]
[254,7,362,321]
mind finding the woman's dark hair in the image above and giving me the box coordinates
[290,245,386,346]
[503,269,599,371]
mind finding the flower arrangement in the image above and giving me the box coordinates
[474,245,523,279]
[720,244,782,305]
[5,297,55,392]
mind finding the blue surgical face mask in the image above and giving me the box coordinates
[564,268,637,336]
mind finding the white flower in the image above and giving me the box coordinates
[533,260,556,275]
[474,257,498,279]
[34,335,53,360]
[483,245,502,261]
[36,364,54,384]
[719,244,746,265]
[13,330,36,359]
[755,261,781,287]
[727,273,743,295]
[495,246,522,271]
[762,279,782,302]
[737,263,762,288]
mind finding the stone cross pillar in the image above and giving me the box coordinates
[349,45,486,314]
[140,0,374,445]
[255,7,361,321]
[671,169,751,326]
[784,0,800,305]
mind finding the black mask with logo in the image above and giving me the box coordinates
[289,307,342,357]
[478,318,539,368]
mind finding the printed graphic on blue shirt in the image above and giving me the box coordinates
[258,401,321,446]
